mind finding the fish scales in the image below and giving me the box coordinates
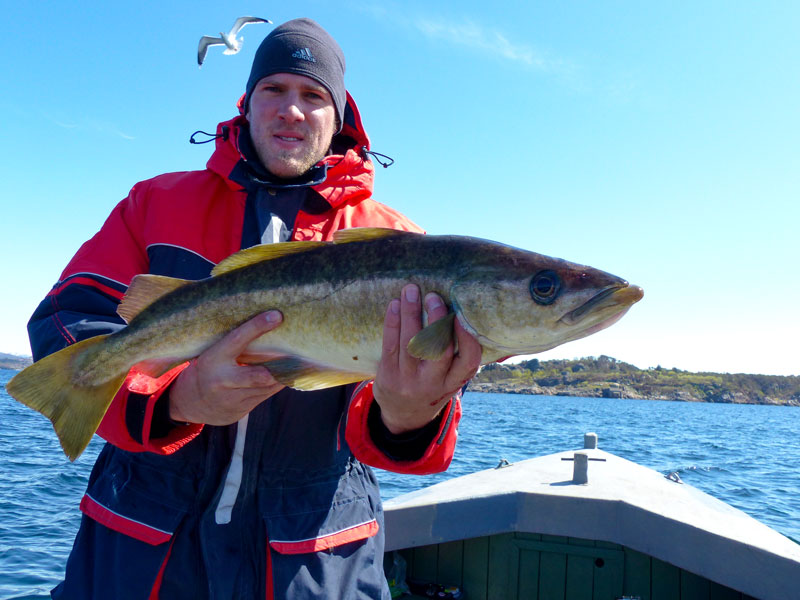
[6,228,643,460]
[115,235,482,367]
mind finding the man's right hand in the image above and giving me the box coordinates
[169,311,286,425]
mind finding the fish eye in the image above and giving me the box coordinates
[530,270,561,305]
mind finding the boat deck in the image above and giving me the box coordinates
[384,446,800,599]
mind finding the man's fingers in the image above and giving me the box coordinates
[399,284,423,343]
[424,292,449,324]
[211,310,283,362]
[424,292,454,363]
[381,298,402,358]
[232,364,283,391]
[398,284,424,372]
[169,314,285,426]
[412,292,455,378]
[444,317,482,389]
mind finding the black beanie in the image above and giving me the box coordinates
[245,18,346,132]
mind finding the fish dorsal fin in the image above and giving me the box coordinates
[332,227,416,244]
[211,241,329,276]
[117,274,192,323]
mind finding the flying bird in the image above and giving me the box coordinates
[198,16,271,66]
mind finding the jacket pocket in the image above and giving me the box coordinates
[80,451,190,544]
[266,500,379,555]
[260,464,389,599]
[263,497,385,600]
[54,447,193,600]
[79,491,181,546]
[260,462,381,556]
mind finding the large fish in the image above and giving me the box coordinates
[7,228,643,460]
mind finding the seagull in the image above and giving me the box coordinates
[198,16,271,66]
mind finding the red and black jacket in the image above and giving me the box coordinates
[32,94,462,599]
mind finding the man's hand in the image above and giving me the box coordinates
[374,284,482,434]
[169,311,286,425]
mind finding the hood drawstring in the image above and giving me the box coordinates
[190,126,230,145]
[361,147,395,168]
[190,130,393,170]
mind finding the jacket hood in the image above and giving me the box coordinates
[206,91,374,209]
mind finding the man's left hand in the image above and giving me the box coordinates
[373,284,482,434]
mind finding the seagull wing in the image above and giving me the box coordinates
[230,16,271,36]
[198,35,223,66]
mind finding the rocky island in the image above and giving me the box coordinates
[471,355,800,406]
[0,353,32,370]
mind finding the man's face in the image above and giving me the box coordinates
[246,72,337,179]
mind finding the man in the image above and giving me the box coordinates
[28,18,481,599]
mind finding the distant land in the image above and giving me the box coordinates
[2,353,798,406]
[0,352,32,370]
[471,356,800,406]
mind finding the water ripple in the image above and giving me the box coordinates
[2,372,799,596]
[377,392,800,544]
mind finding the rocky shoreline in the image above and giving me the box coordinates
[466,381,799,405]
[0,355,32,371]
[470,356,800,407]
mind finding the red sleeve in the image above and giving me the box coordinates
[345,381,461,475]
[46,184,203,455]
[96,363,204,454]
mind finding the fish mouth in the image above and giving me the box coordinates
[559,283,644,326]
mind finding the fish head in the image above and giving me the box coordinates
[451,251,643,363]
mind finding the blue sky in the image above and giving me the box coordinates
[1,1,797,375]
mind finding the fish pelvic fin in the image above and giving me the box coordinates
[332,227,417,244]
[257,357,371,391]
[6,335,127,461]
[118,274,193,323]
[211,241,329,276]
[407,313,456,361]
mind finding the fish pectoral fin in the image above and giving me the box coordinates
[211,241,329,276]
[332,227,417,244]
[118,274,193,323]
[407,313,456,361]
[260,357,370,391]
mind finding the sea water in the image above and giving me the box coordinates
[1,368,798,598]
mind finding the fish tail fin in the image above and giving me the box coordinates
[6,335,127,461]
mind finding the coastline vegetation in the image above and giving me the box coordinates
[471,355,800,406]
